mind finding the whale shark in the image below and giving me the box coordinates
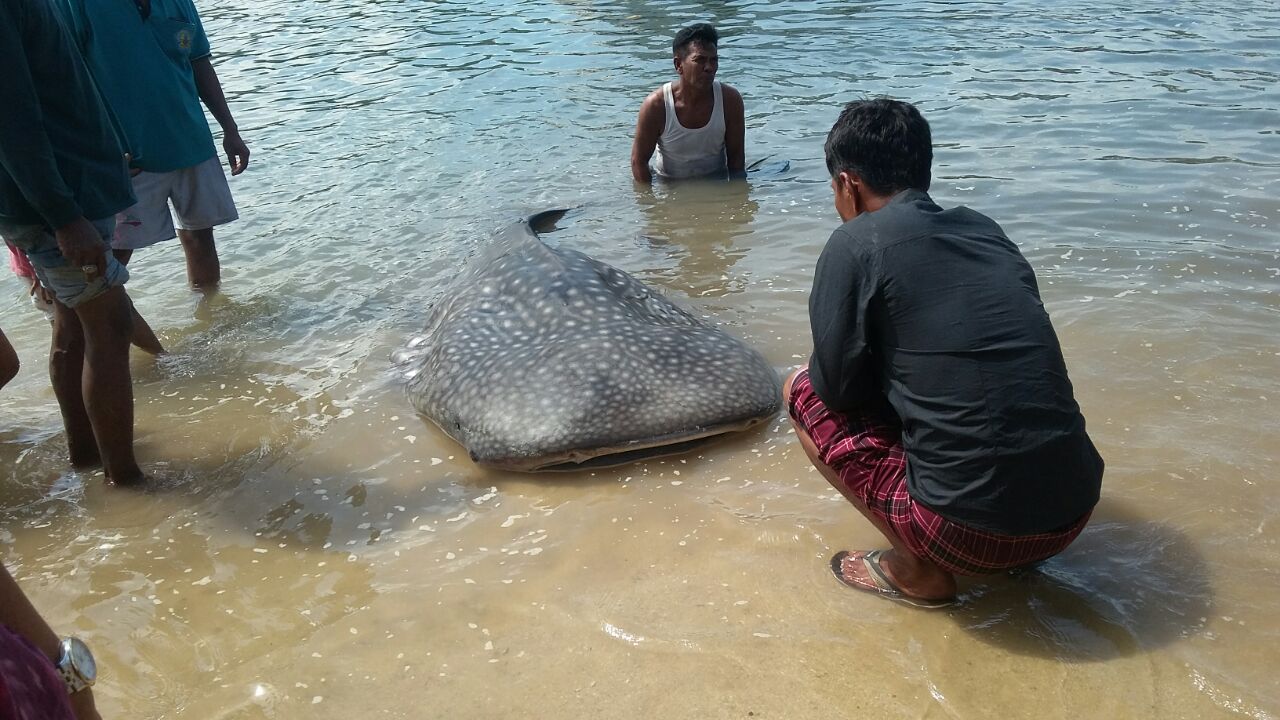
[394,210,780,471]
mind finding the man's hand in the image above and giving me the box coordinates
[53,217,107,277]
[69,688,103,720]
[224,131,250,175]
[28,278,54,305]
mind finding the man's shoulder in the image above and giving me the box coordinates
[832,208,904,249]
[927,202,1010,245]
[825,208,926,264]
[719,83,744,113]
[822,221,872,263]
[851,199,1022,275]
[849,192,997,244]
[637,87,667,124]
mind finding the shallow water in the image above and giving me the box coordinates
[2,1,1277,717]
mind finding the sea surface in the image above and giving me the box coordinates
[2,1,1277,717]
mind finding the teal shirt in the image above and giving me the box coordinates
[0,0,135,227]
[61,0,218,173]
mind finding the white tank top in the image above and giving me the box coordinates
[654,81,727,179]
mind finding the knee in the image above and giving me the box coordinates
[179,229,216,251]
[51,319,84,356]
[49,328,82,380]
[72,290,133,354]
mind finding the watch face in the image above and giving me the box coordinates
[68,637,96,683]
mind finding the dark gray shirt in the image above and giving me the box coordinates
[0,0,134,227]
[808,189,1103,535]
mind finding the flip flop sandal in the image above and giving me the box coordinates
[830,550,957,609]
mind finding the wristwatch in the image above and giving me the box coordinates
[55,637,97,694]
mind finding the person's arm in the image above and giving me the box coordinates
[0,562,102,720]
[0,9,84,229]
[191,57,249,175]
[630,90,665,183]
[0,562,61,677]
[807,231,878,413]
[0,5,108,274]
[722,84,745,177]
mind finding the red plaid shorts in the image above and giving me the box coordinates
[787,367,1090,576]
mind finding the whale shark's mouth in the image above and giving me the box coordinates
[473,415,773,472]
[533,436,720,472]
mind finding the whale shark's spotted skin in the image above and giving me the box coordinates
[394,211,781,471]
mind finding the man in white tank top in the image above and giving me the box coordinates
[631,23,745,182]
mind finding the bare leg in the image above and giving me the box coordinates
[127,296,165,355]
[783,369,956,600]
[105,249,165,354]
[49,301,98,467]
[177,227,219,289]
[72,286,143,484]
[0,329,19,389]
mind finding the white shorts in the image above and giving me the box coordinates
[113,155,239,251]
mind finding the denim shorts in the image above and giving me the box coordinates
[0,218,128,308]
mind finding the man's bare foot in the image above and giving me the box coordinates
[833,549,957,607]
[104,469,146,487]
[67,443,101,469]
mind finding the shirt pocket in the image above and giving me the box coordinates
[151,17,197,63]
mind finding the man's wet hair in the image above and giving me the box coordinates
[824,98,932,195]
[673,23,719,57]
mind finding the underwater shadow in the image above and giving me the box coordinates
[951,499,1212,662]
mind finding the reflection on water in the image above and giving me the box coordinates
[635,177,759,298]
[0,0,1277,717]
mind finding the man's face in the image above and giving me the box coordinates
[674,42,718,87]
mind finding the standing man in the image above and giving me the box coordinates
[61,0,250,289]
[786,99,1103,608]
[0,0,145,485]
[631,23,745,182]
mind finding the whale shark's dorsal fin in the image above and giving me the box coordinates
[526,208,571,234]
[486,208,576,273]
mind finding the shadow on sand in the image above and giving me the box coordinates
[952,499,1212,662]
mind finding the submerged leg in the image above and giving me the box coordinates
[178,227,220,289]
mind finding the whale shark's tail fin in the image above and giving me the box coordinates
[746,156,791,176]
[526,208,572,234]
